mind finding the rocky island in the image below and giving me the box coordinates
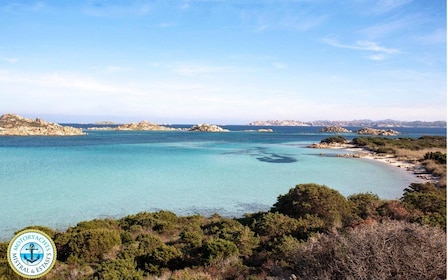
[187,124,229,132]
[356,127,400,136]
[0,114,85,136]
[318,126,352,133]
[116,120,176,131]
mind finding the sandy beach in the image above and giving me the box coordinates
[310,142,436,185]
[337,145,436,184]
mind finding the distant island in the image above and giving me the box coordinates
[0,114,85,136]
[88,121,231,132]
[249,119,447,128]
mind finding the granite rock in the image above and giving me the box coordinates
[0,114,85,136]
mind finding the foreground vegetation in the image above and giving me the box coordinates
[1,181,445,280]
[0,136,446,280]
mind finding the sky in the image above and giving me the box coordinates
[0,0,446,124]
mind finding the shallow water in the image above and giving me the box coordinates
[0,126,443,240]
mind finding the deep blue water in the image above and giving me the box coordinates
[0,125,445,240]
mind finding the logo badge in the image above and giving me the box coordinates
[7,229,57,279]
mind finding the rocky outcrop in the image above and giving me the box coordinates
[257,128,273,133]
[356,127,400,136]
[115,121,176,131]
[188,124,229,132]
[0,114,85,136]
[318,126,351,133]
[308,142,353,149]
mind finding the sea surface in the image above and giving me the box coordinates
[0,125,445,240]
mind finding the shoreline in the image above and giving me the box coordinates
[316,143,437,185]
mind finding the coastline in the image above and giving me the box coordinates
[324,144,436,185]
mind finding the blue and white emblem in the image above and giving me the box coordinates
[7,229,57,278]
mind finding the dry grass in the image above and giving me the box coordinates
[394,147,447,161]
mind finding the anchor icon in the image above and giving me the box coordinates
[24,243,40,263]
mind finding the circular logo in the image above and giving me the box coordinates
[7,229,57,279]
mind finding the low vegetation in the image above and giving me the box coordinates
[0,181,445,280]
[352,136,447,187]
[0,136,445,279]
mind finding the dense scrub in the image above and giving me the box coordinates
[351,136,446,153]
[0,182,445,280]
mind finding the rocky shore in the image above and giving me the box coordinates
[0,114,85,136]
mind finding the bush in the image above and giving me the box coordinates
[271,183,351,231]
[348,192,382,220]
[320,136,347,144]
[137,244,182,274]
[202,238,239,263]
[291,220,446,279]
[424,151,447,164]
[401,183,446,228]
[56,228,122,263]
[255,212,300,239]
[202,219,259,259]
[118,211,178,233]
[95,258,143,280]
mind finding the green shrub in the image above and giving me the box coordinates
[255,212,300,239]
[202,238,239,263]
[320,135,347,144]
[424,151,447,164]
[56,228,122,263]
[136,233,164,255]
[271,183,351,231]
[75,218,119,231]
[401,183,446,228]
[95,258,143,280]
[137,244,182,274]
[348,192,382,220]
[203,219,259,259]
[119,211,178,234]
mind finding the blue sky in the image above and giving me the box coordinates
[0,0,446,124]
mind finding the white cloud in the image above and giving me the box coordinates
[322,36,400,60]
[368,54,387,61]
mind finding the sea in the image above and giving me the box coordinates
[0,125,445,240]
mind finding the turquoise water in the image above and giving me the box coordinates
[0,126,443,240]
